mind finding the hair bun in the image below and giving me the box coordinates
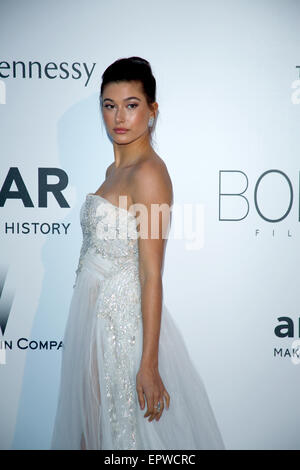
[100,56,156,107]
[129,56,151,67]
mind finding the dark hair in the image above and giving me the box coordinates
[100,56,156,106]
[99,57,158,142]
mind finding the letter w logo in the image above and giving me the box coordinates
[0,266,14,336]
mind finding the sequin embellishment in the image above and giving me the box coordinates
[73,194,142,449]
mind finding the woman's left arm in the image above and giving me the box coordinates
[131,159,173,422]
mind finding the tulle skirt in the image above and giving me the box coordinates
[51,252,225,450]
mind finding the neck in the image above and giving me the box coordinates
[112,130,153,168]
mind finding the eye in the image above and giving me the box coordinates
[128,103,138,109]
[103,104,114,109]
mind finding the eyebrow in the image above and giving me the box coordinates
[103,96,142,103]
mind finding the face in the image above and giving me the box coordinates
[101,80,156,144]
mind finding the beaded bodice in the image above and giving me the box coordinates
[74,193,139,283]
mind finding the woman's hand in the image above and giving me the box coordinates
[136,363,170,422]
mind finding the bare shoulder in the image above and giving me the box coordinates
[131,155,173,206]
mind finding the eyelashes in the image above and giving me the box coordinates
[103,103,138,110]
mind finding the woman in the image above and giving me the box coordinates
[51,56,225,450]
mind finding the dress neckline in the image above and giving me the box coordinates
[86,193,136,219]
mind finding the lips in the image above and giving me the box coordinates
[114,128,128,133]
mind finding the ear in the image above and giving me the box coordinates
[152,102,159,117]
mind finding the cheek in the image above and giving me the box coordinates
[130,111,147,128]
[102,110,112,124]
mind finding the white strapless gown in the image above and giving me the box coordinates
[50,193,225,450]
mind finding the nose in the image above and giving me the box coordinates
[115,106,126,124]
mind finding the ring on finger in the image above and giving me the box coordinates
[154,401,161,413]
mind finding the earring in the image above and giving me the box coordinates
[148,116,154,127]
